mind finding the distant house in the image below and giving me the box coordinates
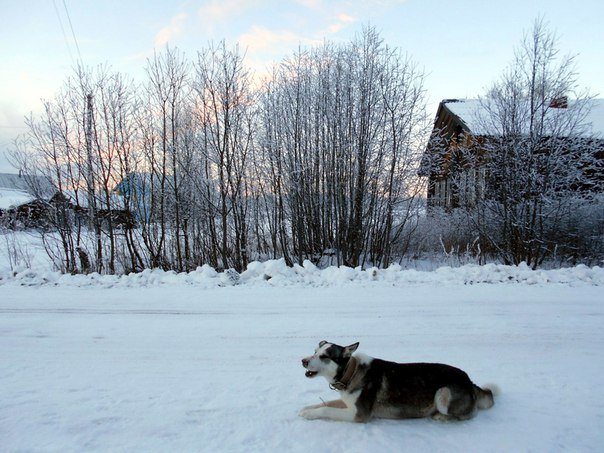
[113,172,155,222]
[0,172,56,228]
[113,172,151,199]
[113,171,207,224]
[0,172,134,230]
[420,98,604,209]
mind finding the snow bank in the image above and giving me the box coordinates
[1,259,602,288]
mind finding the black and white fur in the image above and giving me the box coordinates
[300,341,496,423]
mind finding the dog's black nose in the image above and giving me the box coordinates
[302,358,309,367]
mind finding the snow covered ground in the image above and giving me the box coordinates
[1,266,603,452]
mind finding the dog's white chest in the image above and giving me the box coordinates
[340,389,361,407]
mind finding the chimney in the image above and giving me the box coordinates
[550,96,568,109]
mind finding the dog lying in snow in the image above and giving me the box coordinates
[300,341,496,423]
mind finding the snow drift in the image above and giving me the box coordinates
[1,259,602,288]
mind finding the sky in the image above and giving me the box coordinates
[1,0,603,173]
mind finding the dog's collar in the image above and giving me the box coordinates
[330,356,358,391]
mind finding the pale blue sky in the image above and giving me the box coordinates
[1,0,603,172]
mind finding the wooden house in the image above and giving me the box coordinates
[420,98,604,209]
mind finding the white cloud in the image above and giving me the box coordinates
[298,0,406,14]
[238,26,316,53]
[294,1,394,37]
[295,0,323,9]
[325,13,357,34]
[198,0,251,23]
[155,13,188,48]
[237,26,323,88]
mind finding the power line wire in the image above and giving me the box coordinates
[61,0,83,67]
[52,0,76,67]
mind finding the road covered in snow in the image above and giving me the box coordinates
[0,264,603,452]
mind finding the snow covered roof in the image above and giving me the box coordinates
[0,173,55,199]
[0,173,56,209]
[0,188,35,210]
[443,98,604,138]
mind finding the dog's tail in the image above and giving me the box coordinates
[474,383,500,410]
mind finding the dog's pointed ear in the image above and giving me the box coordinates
[343,342,359,357]
[319,340,328,347]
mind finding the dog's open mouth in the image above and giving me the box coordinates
[305,370,318,378]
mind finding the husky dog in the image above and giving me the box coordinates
[300,341,496,423]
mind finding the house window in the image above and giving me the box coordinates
[432,179,449,207]
[477,167,486,200]
[469,169,477,205]
[433,179,441,206]
[458,170,467,206]
[445,179,452,208]
[456,168,478,207]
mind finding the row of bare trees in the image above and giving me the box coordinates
[10,22,600,273]
[10,28,429,274]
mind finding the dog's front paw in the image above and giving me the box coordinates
[431,412,453,422]
[299,406,322,420]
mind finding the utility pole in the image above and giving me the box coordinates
[85,93,102,271]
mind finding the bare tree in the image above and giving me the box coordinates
[469,18,601,267]
[193,41,255,271]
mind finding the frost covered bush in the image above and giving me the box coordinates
[545,195,604,266]
[408,207,491,266]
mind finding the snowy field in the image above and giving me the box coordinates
[1,262,603,452]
